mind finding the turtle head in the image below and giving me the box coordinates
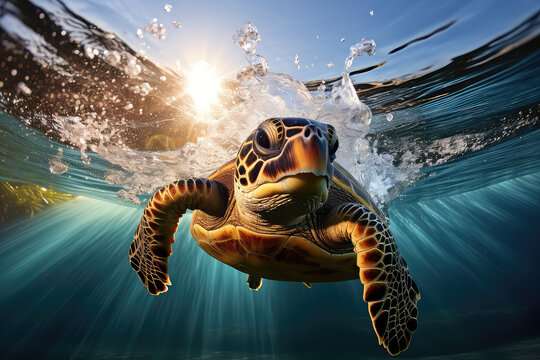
[234,117,338,225]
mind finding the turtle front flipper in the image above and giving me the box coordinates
[130,179,228,295]
[321,203,420,356]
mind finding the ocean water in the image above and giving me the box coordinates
[1,0,540,359]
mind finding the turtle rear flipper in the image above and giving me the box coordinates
[129,178,228,295]
[246,274,262,290]
[321,203,420,356]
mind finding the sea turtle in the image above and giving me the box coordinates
[129,117,420,355]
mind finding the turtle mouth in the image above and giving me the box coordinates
[251,172,329,202]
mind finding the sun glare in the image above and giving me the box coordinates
[186,61,221,113]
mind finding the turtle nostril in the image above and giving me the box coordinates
[303,127,312,137]
[316,128,322,138]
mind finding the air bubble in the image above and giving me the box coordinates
[233,22,260,54]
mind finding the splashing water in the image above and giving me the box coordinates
[1,4,539,359]
[28,20,421,211]
[145,21,412,210]
[344,39,376,72]
[49,147,68,175]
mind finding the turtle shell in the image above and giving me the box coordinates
[189,160,384,283]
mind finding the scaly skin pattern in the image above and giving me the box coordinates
[317,202,420,356]
[129,117,420,356]
[129,178,228,295]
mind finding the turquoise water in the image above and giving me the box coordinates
[1,0,540,359]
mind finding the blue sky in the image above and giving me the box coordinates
[56,0,538,82]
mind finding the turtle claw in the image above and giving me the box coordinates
[247,274,262,290]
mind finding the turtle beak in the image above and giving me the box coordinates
[260,124,330,183]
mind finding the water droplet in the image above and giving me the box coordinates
[172,20,182,28]
[16,82,32,96]
[143,19,167,40]
[123,57,141,77]
[236,66,255,81]
[136,28,144,39]
[106,51,121,66]
[49,148,68,175]
[84,47,95,59]
[164,4,172,12]
[344,38,376,72]
[104,33,116,40]
[124,103,133,110]
[386,113,393,122]
[233,22,260,54]
[340,37,345,42]
[81,152,91,165]
[246,53,268,76]
[369,10,374,16]
[327,62,335,68]
[316,34,319,39]
[11,69,17,76]
[294,54,300,69]
[159,75,166,81]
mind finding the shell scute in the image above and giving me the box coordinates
[237,227,288,256]
[212,239,247,264]
[208,225,237,242]
[284,236,332,262]
[191,224,209,243]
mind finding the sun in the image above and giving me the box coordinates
[186,61,221,113]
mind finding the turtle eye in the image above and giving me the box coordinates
[256,129,271,149]
[254,119,284,155]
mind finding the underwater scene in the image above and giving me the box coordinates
[1,0,540,358]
